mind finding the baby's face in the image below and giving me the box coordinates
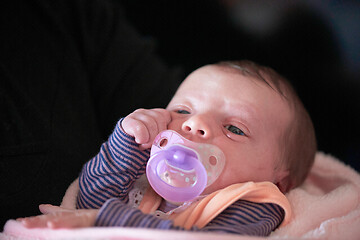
[166,65,292,194]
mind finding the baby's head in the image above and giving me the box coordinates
[166,60,316,193]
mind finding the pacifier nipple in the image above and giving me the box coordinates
[147,145,207,202]
[159,148,199,188]
[173,150,185,163]
[146,130,225,202]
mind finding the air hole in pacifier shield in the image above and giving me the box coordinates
[159,138,168,148]
[209,156,217,166]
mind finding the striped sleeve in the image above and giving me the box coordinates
[95,198,285,236]
[76,118,150,209]
[202,200,285,235]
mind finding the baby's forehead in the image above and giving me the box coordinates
[178,65,293,110]
[179,65,288,101]
[217,64,295,120]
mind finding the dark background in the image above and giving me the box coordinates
[120,0,360,171]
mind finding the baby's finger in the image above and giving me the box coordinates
[151,108,171,132]
[122,108,170,148]
[46,215,80,229]
[134,110,160,142]
[47,211,97,229]
[18,215,52,228]
[122,116,150,144]
[123,109,160,145]
[39,204,69,214]
[138,142,152,150]
[138,109,171,146]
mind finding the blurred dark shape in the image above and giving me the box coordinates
[0,0,181,229]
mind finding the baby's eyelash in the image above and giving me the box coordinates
[176,109,190,114]
[225,125,245,136]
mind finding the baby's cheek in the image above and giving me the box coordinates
[166,118,183,131]
[220,165,248,185]
[202,177,228,195]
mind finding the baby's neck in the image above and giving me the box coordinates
[158,199,181,213]
[159,195,208,213]
[167,200,184,206]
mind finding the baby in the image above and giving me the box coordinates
[18,60,317,236]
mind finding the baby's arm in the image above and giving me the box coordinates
[77,109,171,209]
[95,198,284,236]
[19,199,283,236]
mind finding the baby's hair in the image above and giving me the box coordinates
[215,60,317,192]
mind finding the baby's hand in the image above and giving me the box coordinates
[17,204,98,229]
[121,108,171,150]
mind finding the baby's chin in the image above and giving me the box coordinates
[201,179,253,195]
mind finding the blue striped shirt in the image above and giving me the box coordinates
[77,119,285,236]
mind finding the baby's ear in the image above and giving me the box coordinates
[275,170,293,194]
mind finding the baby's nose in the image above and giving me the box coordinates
[181,115,212,138]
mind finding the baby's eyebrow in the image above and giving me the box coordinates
[229,104,260,127]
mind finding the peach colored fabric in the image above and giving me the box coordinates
[138,181,291,229]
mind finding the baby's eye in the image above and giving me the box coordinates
[225,125,245,136]
[176,109,190,114]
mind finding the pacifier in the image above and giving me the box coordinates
[146,130,225,202]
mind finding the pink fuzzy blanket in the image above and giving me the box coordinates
[2,152,360,239]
